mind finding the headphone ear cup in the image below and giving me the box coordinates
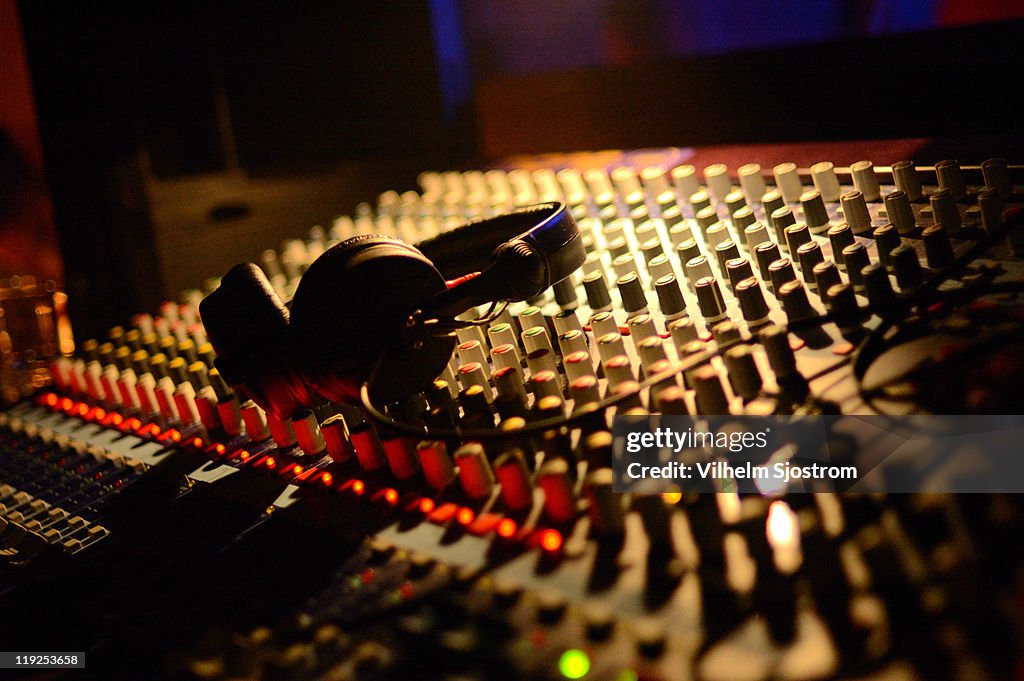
[288,236,456,403]
[199,263,311,417]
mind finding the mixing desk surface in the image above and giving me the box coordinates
[1,152,1023,680]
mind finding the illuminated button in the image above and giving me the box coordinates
[851,160,881,202]
[810,161,841,202]
[454,443,495,500]
[292,410,326,456]
[350,422,387,471]
[494,449,533,511]
[772,162,803,203]
[892,160,923,201]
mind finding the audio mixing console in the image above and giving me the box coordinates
[1,155,1022,680]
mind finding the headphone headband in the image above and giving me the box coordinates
[417,202,584,318]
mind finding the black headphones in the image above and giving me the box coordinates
[199,202,584,420]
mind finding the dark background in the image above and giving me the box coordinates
[2,1,1022,337]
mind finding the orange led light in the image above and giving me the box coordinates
[149,424,162,436]
[45,393,59,407]
[264,456,276,469]
[320,472,333,486]
[127,418,142,431]
[456,507,475,525]
[214,443,226,455]
[77,403,89,416]
[497,518,518,538]
[352,480,365,495]
[292,465,304,476]
[110,413,123,426]
[93,407,107,421]
[192,437,204,448]
[61,397,74,412]
[383,488,399,505]
[418,498,435,514]
[539,529,563,552]
[168,430,181,443]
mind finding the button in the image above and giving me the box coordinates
[784,222,812,255]
[705,222,731,250]
[732,205,756,233]
[851,160,881,202]
[735,277,771,327]
[743,221,771,251]
[771,206,797,248]
[725,189,746,217]
[655,275,687,320]
[690,188,712,213]
[872,223,901,270]
[582,271,612,312]
[725,258,755,290]
[825,283,863,326]
[704,163,731,204]
[892,160,922,201]
[796,241,824,286]
[676,238,702,266]
[761,189,785,226]
[884,190,917,235]
[647,254,674,285]
[617,272,649,316]
[935,159,966,200]
[930,189,961,233]
[671,165,700,201]
[981,157,1012,197]
[695,205,719,232]
[811,161,841,202]
[713,240,741,276]
[827,223,855,268]
[813,260,841,297]
[583,603,616,641]
[800,190,830,233]
[536,590,568,624]
[667,221,693,246]
[772,162,803,203]
[863,262,896,307]
[738,163,766,204]
[723,345,763,402]
[922,224,955,269]
[778,280,816,323]
[685,256,714,288]
[754,241,782,281]
[695,276,727,324]
[840,190,872,234]
[842,243,871,291]
[768,258,797,291]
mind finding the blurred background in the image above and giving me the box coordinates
[1,0,1022,341]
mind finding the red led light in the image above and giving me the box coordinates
[61,397,73,412]
[168,430,181,443]
[149,424,162,437]
[239,450,251,461]
[539,529,563,552]
[352,480,365,495]
[214,443,226,455]
[77,403,89,417]
[456,507,475,526]
[264,456,276,469]
[110,413,123,426]
[127,418,142,431]
[292,465,304,476]
[383,488,399,505]
[192,437,204,448]
[93,407,106,421]
[320,472,333,486]
[418,498,435,514]
[45,393,59,407]
[497,518,518,539]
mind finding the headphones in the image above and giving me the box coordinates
[199,202,584,420]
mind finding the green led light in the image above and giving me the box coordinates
[558,649,590,679]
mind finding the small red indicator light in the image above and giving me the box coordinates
[539,529,563,552]
[418,498,435,514]
[456,507,475,525]
[352,480,365,495]
[320,472,333,486]
[214,443,226,455]
[292,465,304,476]
[383,488,399,505]
[497,518,518,538]
[264,457,276,469]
